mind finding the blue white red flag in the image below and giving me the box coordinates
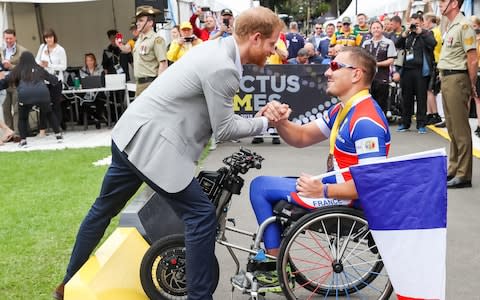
[349,149,447,300]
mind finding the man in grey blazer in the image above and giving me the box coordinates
[54,6,287,300]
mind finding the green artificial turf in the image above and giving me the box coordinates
[0,144,211,299]
[0,147,113,299]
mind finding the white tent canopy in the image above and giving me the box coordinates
[0,0,96,2]
[338,0,473,23]
[1,3,8,34]
[171,0,253,26]
[339,0,424,21]
[198,0,253,15]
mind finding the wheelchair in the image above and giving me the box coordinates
[139,148,393,299]
[386,80,402,123]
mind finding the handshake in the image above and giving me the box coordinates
[255,100,291,127]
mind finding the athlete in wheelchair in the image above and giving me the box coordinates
[230,46,393,298]
[140,47,393,299]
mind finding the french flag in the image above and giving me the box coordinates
[349,149,447,300]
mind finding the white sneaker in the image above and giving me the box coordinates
[18,140,27,148]
[209,137,217,150]
[231,270,249,290]
[56,133,63,143]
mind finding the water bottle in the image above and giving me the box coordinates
[73,77,80,89]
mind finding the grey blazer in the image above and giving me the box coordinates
[112,36,265,193]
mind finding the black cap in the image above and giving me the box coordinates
[221,8,233,16]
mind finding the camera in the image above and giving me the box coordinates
[223,18,229,27]
[184,36,195,43]
[115,32,123,43]
[410,24,417,31]
[201,7,210,12]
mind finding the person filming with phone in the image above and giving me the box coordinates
[167,21,202,63]
[210,8,234,40]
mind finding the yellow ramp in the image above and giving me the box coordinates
[65,227,150,300]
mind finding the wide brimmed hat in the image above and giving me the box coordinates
[220,8,233,16]
[134,5,161,18]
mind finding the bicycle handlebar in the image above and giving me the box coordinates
[222,147,264,174]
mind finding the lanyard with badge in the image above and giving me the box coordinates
[368,40,384,60]
[405,36,417,61]
[327,89,369,172]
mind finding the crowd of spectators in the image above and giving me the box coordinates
[1,1,479,148]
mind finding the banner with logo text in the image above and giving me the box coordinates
[234,64,338,127]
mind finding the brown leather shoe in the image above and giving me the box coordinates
[53,283,64,300]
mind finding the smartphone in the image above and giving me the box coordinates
[115,32,123,43]
[223,18,229,27]
[201,6,210,12]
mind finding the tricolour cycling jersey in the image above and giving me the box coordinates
[315,94,391,184]
[289,94,391,209]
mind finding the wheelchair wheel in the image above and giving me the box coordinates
[140,234,220,300]
[277,206,393,299]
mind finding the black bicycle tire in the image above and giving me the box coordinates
[140,234,220,300]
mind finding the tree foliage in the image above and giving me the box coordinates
[261,0,351,21]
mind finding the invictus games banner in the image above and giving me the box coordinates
[234,64,339,126]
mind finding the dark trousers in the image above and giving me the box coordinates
[371,80,389,114]
[400,68,428,128]
[64,142,216,300]
[18,102,60,139]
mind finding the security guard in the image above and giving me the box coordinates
[132,5,168,96]
[438,0,478,188]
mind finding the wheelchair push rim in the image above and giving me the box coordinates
[278,207,393,299]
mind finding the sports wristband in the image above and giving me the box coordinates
[323,183,329,198]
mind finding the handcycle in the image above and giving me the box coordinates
[139,148,393,299]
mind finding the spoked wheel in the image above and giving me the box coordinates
[277,207,393,299]
[140,234,220,300]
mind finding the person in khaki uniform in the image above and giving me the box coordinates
[438,0,478,188]
[1,29,27,134]
[131,5,167,96]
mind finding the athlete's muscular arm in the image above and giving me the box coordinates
[274,119,328,148]
[263,100,327,147]
[296,174,358,199]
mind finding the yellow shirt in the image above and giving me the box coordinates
[128,39,136,51]
[431,26,442,63]
[166,38,202,63]
[266,39,287,64]
[330,29,362,47]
